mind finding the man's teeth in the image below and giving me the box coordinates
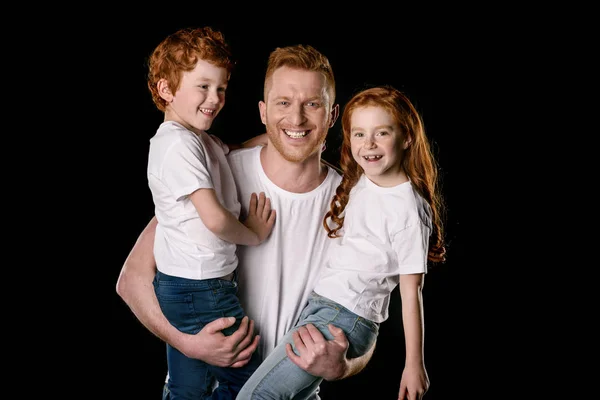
[363,155,382,160]
[284,130,308,138]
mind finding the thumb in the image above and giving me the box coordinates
[205,317,236,334]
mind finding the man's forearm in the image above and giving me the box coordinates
[116,217,189,352]
[339,339,376,379]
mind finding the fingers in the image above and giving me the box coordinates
[398,385,407,400]
[256,192,266,215]
[304,323,326,342]
[285,342,304,368]
[262,197,272,220]
[292,327,310,353]
[233,318,255,351]
[204,316,236,334]
[267,208,276,227]
[225,315,250,347]
[247,192,258,216]
[234,334,260,365]
[327,324,347,344]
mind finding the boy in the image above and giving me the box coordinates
[146,26,274,399]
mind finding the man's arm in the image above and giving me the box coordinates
[227,133,268,151]
[115,216,259,367]
[285,323,376,381]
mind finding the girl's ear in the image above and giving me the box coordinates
[157,79,173,102]
[403,137,412,150]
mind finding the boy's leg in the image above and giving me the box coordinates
[154,271,220,399]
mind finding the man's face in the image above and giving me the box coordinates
[259,67,334,162]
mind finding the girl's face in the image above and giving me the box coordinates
[349,106,409,187]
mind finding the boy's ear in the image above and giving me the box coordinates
[157,79,173,102]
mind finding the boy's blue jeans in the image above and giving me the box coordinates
[236,291,380,399]
[153,270,260,400]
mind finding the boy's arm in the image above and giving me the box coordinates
[190,190,275,245]
[397,273,429,399]
[115,216,260,366]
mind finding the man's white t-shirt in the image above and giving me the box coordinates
[227,146,342,360]
[314,174,431,323]
[148,121,240,280]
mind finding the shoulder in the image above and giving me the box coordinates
[227,146,259,163]
[325,165,342,188]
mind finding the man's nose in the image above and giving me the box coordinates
[288,104,307,126]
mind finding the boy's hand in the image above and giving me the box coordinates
[243,192,276,243]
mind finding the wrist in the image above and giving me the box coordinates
[327,359,349,381]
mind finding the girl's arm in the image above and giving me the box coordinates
[398,273,430,400]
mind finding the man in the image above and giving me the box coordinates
[116,43,375,398]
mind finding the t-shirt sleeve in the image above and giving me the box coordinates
[162,136,213,201]
[392,222,430,274]
[209,134,230,155]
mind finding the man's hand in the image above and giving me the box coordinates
[243,192,276,243]
[182,316,260,367]
[285,323,349,381]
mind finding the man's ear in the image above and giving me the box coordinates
[329,103,340,127]
[157,79,173,102]
[259,101,267,125]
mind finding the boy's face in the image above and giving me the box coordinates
[164,59,229,133]
[259,67,336,163]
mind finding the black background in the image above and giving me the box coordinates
[103,16,483,399]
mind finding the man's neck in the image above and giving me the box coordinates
[260,146,327,193]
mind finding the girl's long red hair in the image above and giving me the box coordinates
[323,86,446,264]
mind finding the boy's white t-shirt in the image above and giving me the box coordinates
[147,121,240,280]
[314,174,431,323]
[227,146,342,360]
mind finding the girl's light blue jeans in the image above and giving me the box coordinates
[237,291,379,399]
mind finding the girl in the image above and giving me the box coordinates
[238,85,446,400]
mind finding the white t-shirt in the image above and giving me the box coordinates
[227,146,342,360]
[148,121,240,280]
[314,174,431,323]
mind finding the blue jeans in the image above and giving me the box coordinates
[153,270,261,400]
[237,292,379,399]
